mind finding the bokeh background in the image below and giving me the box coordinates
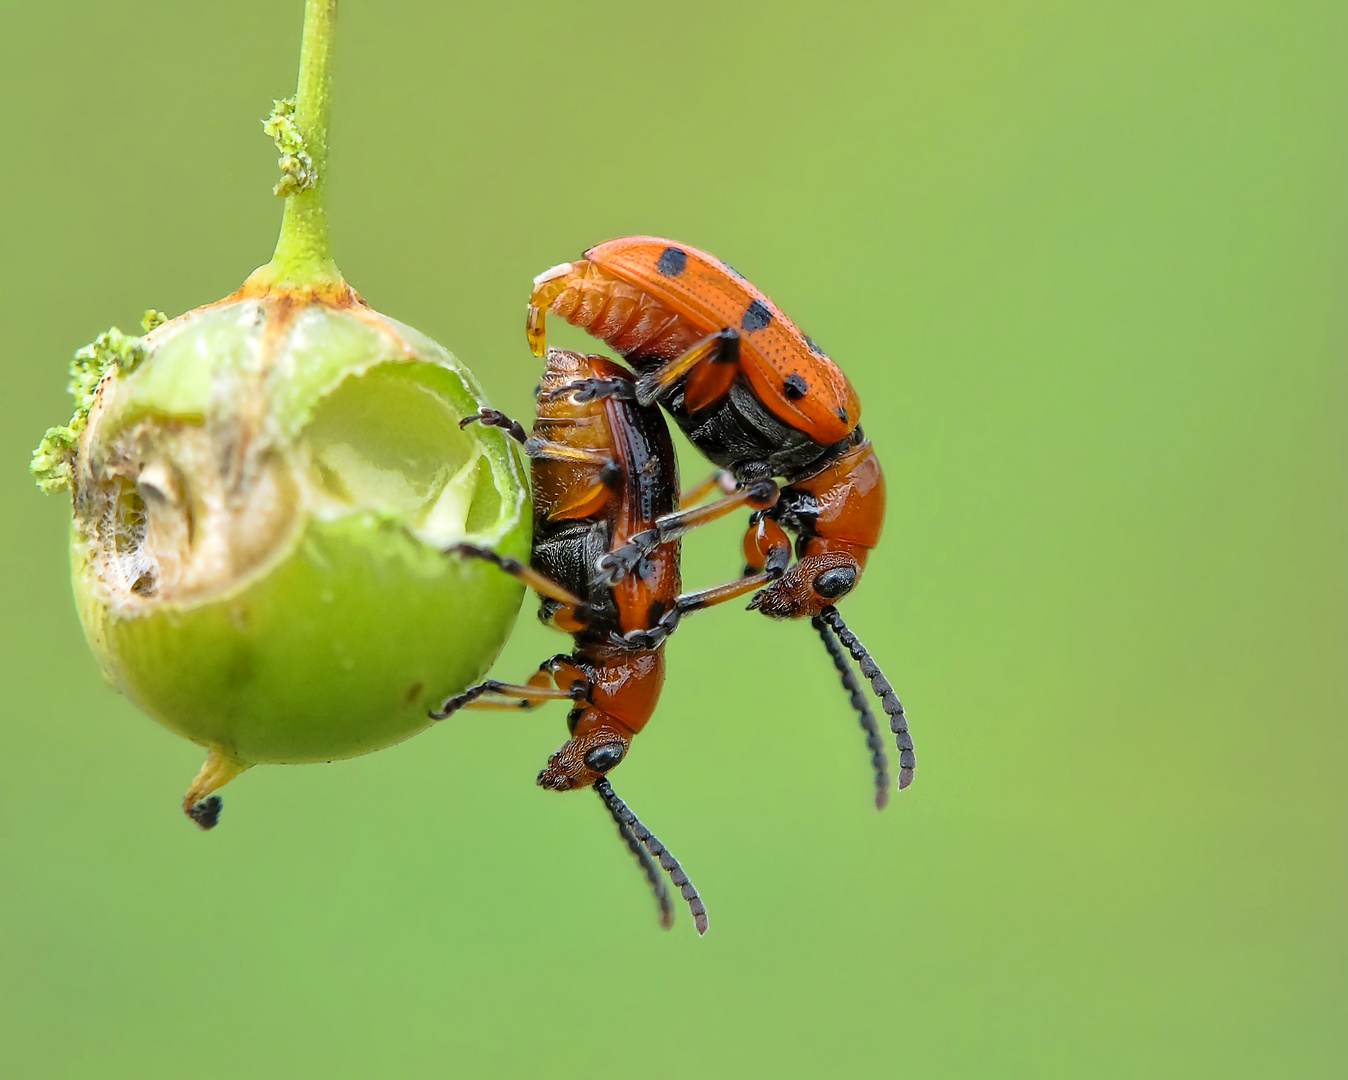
[2,1,1343,1076]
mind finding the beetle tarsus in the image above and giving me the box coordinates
[540,376,638,404]
[594,540,651,585]
[460,408,528,445]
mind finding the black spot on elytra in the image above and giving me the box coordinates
[656,247,687,276]
[836,406,850,424]
[722,261,746,281]
[783,373,808,400]
[599,460,623,488]
[804,334,826,356]
[741,299,772,332]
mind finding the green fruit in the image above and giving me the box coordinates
[30,0,528,824]
[64,290,529,766]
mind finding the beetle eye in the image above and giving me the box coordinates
[583,741,625,773]
[813,566,857,599]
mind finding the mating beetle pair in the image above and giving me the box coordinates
[436,237,913,933]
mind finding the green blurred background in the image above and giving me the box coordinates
[2,1,1343,1075]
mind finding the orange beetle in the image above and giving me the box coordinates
[527,238,912,800]
[435,349,793,933]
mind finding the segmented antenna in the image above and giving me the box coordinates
[817,606,914,790]
[612,809,675,928]
[813,615,891,808]
[593,777,708,935]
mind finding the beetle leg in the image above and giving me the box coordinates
[679,469,737,508]
[634,327,740,407]
[432,657,588,720]
[610,567,782,650]
[464,411,622,471]
[451,682,578,711]
[675,571,780,613]
[682,355,740,413]
[432,680,584,719]
[448,543,591,615]
[538,376,638,404]
[594,478,780,585]
[609,509,791,649]
[456,656,575,711]
[460,408,528,445]
[742,513,793,576]
[614,512,793,646]
[521,437,617,469]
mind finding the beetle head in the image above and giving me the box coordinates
[747,550,860,619]
[537,712,632,791]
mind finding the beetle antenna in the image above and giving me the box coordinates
[611,808,675,929]
[817,606,914,791]
[813,615,891,808]
[593,777,708,935]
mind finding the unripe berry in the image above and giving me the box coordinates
[30,0,529,824]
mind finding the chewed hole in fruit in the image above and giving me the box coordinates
[64,298,531,766]
[304,363,491,546]
[79,349,515,612]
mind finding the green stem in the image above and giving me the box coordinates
[259,0,341,288]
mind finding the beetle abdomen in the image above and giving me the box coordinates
[542,260,702,364]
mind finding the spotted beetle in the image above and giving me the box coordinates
[526,238,913,801]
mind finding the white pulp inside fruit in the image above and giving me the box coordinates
[79,362,499,609]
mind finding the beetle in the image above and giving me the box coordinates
[526,237,913,803]
[433,348,809,933]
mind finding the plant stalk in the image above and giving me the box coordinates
[259,0,341,289]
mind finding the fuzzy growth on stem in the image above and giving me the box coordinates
[30,313,161,494]
[264,97,315,196]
